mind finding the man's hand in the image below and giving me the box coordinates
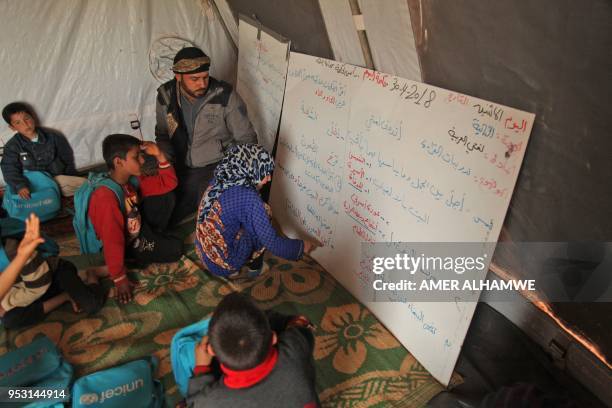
[140,141,167,163]
[195,336,214,367]
[115,278,134,304]
[17,187,31,200]
[16,213,45,260]
[303,239,323,255]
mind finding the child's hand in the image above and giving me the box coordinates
[16,214,45,260]
[195,336,213,367]
[114,278,134,304]
[287,315,316,331]
[140,142,166,162]
[17,187,31,200]
[303,239,322,255]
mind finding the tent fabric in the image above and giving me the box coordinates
[358,0,422,81]
[318,0,366,67]
[213,0,240,47]
[0,0,237,185]
[318,0,421,80]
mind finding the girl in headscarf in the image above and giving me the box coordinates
[195,144,320,278]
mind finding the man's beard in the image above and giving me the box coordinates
[180,82,206,99]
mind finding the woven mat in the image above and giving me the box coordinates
[0,247,451,407]
[1,211,454,406]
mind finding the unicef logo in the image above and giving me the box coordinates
[79,393,99,405]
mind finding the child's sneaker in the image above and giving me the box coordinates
[246,266,263,279]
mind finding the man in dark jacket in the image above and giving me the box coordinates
[155,47,257,222]
[1,102,85,198]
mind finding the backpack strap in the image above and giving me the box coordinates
[73,172,131,254]
[94,177,127,213]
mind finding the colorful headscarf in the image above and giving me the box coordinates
[198,144,274,222]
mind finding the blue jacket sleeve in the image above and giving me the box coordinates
[243,189,303,260]
[0,138,28,191]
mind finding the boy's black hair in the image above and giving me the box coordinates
[2,102,34,125]
[102,134,141,169]
[208,292,273,371]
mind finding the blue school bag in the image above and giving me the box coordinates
[71,356,163,408]
[72,173,138,254]
[2,171,61,222]
[171,318,210,397]
[0,335,73,407]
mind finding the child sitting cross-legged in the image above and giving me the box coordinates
[186,292,320,407]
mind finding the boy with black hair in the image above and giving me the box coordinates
[1,102,85,198]
[88,135,182,304]
[186,292,320,407]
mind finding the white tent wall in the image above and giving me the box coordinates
[0,0,237,185]
[318,0,365,67]
[358,0,421,81]
[319,0,422,81]
[213,0,239,47]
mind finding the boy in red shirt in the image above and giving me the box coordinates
[89,134,182,304]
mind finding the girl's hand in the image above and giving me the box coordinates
[303,239,323,254]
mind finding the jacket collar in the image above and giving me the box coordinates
[18,128,45,144]
[220,347,279,389]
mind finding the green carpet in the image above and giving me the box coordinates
[0,222,449,407]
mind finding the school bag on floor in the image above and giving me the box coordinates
[72,173,138,254]
[2,171,61,222]
[0,335,73,407]
[170,318,210,397]
[71,356,163,408]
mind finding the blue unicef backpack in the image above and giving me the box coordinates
[71,356,163,408]
[170,318,210,397]
[72,173,138,254]
[2,171,61,222]
[0,335,73,407]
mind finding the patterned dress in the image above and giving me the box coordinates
[195,145,303,277]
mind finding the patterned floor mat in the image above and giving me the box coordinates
[0,232,449,407]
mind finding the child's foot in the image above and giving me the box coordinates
[229,262,269,282]
[85,269,100,285]
[93,265,110,277]
[69,298,82,313]
[246,261,269,279]
[60,292,82,313]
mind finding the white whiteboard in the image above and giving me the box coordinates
[236,16,290,152]
[270,52,535,385]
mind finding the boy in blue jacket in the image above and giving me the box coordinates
[1,102,85,199]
